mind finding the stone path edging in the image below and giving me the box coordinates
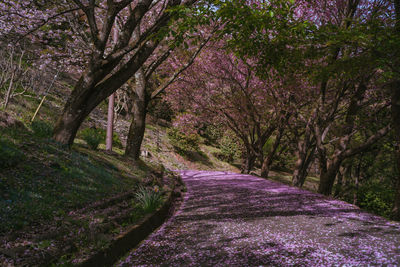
[77,176,182,267]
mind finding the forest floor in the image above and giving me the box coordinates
[117,170,400,266]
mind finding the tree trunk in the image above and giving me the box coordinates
[292,144,306,186]
[391,80,400,219]
[106,93,115,151]
[125,68,148,160]
[334,166,345,197]
[241,148,256,174]
[4,70,15,109]
[391,0,400,220]
[53,40,160,147]
[53,75,98,145]
[318,158,341,196]
[261,129,283,178]
[292,144,315,187]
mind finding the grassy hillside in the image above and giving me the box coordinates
[0,65,241,265]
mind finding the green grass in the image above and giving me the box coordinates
[0,126,142,233]
[135,186,163,213]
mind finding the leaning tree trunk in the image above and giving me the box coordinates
[53,74,98,145]
[261,129,283,178]
[292,142,315,187]
[53,39,161,147]
[125,68,148,160]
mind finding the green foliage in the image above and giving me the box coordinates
[217,134,241,163]
[358,182,394,218]
[80,128,103,150]
[107,131,123,149]
[202,125,224,145]
[31,120,53,138]
[167,128,200,154]
[135,186,162,213]
[79,127,122,150]
[0,138,24,168]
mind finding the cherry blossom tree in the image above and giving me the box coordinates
[1,0,208,146]
[166,42,303,175]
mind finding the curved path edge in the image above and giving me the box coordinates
[116,170,400,266]
[77,176,183,267]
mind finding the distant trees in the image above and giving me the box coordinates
[165,0,399,218]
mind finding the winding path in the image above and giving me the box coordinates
[117,170,400,266]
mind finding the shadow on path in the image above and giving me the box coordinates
[117,170,400,266]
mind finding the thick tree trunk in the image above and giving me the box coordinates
[53,75,98,145]
[53,40,160,147]
[318,158,341,196]
[292,145,306,187]
[261,130,283,178]
[125,68,148,160]
[241,148,256,174]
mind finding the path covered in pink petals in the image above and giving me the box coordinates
[117,171,400,266]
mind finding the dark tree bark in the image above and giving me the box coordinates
[53,0,190,146]
[318,158,342,196]
[261,128,284,178]
[391,0,400,221]
[125,68,148,160]
[53,40,159,145]
[292,117,315,187]
[241,147,257,174]
[292,146,315,187]
[391,80,400,219]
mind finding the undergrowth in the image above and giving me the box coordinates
[0,124,142,233]
[135,186,163,213]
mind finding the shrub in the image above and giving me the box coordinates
[202,125,224,145]
[80,127,123,149]
[217,134,241,163]
[135,186,162,213]
[31,120,53,138]
[80,127,103,150]
[358,182,394,218]
[167,128,200,154]
[0,138,24,168]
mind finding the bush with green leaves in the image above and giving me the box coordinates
[135,186,162,213]
[217,134,241,163]
[80,127,103,150]
[0,138,24,168]
[79,127,122,149]
[202,125,224,145]
[31,120,53,138]
[167,128,200,154]
[357,182,394,218]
